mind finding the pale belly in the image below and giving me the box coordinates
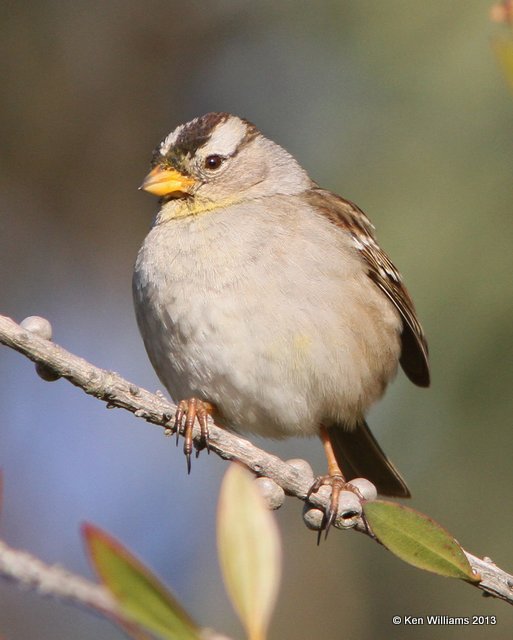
[133,205,401,438]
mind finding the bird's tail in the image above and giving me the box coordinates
[328,420,411,498]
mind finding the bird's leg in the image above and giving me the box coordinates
[307,425,348,539]
[174,398,216,473]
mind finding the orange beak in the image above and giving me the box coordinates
[140,165,195,197]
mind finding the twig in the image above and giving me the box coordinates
[0,536,230,640]
[0,537,119,617]
[1,313,513,606]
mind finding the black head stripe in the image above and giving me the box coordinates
[175,112,230,157]
[152,113,258,170]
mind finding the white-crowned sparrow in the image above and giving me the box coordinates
[133,113,429,526]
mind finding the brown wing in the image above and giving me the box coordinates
[305,188,430,388]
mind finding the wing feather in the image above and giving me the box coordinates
[305,188,430,387]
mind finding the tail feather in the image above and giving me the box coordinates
[328,421,411,498]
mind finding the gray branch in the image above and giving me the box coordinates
[0,537,118,615]
[0,537,229,640]
[1,313,513,607]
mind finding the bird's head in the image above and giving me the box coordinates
[141,112,311,219]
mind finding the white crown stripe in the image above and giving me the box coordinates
[200,118,248,157]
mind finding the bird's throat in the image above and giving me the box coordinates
[156,194,244,223]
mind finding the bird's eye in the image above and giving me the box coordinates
[204,154,224,170]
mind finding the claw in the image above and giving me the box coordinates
[197,408,211,454]
[172,398,215,471]
[306,476,323,499]
[307,474,347,542]
[183,428,193,474]
[174,400,187,447]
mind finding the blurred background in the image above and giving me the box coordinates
[1,1,513,638]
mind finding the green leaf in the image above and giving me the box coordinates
[83,523,201,640]
[364,501,479,582]
[217,464,282,640]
